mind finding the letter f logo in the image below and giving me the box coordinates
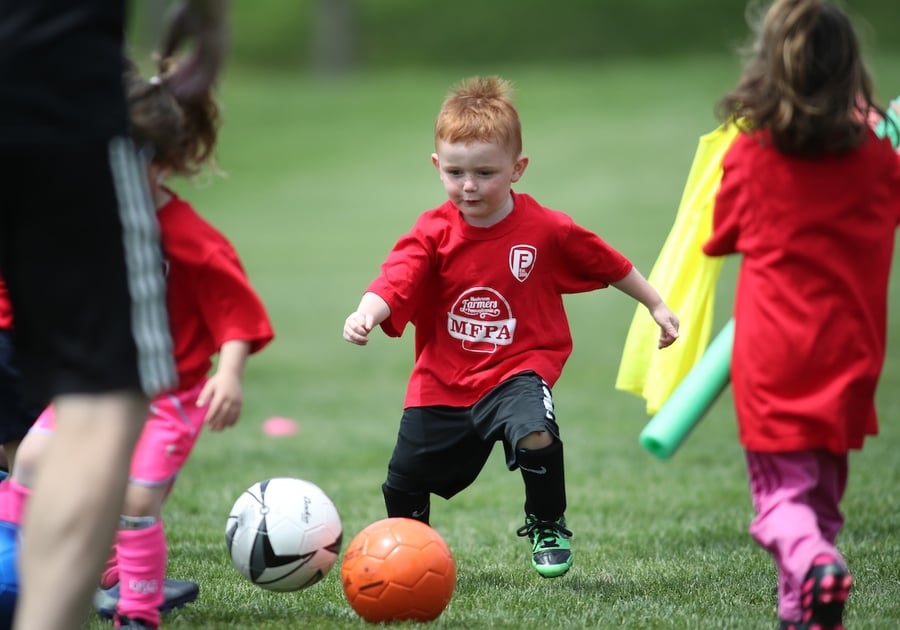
[509,245,536,282]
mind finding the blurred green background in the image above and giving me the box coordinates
[104,2,900,628]
[130,0,900,72]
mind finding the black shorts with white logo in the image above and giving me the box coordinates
[385,371,561,499]
[0,139,175,408]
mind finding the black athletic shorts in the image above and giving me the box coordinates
[385,371,561,499]
[0,138,175,408]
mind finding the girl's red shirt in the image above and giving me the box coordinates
[704,130,900,453]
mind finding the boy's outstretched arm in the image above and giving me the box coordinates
[612,268,680,348]
[343,292,391,346]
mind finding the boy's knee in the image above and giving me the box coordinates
[516,430,553,451]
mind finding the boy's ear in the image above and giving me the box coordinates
[431,153,440,169]
[511,155,529,182]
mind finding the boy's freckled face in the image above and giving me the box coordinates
[432,140,527,227]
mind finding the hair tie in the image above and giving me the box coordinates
[148,75,162,86]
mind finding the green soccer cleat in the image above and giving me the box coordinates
[516,514,573,578]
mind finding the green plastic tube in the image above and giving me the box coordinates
[875,99,900,149]
[639,318,734,459]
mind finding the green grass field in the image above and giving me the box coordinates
[87,55,900,629]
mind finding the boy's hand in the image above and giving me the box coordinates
[652,304,680,349]
[343,311,375,345]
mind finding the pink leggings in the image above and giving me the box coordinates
[745,449,848,622]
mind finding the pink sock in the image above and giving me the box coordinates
[3,478,30,526]
[116,521,167,627]
[0,480,11,524]
[100,545,119,589]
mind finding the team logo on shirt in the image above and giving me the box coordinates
[509,245,536,282]
[447,287,517,353]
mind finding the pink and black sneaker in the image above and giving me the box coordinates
[799,554,853,630]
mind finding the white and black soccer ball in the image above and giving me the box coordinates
[225,477,343,592]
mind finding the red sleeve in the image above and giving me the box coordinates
[193,243,274,354]
[703,137,747,257]
[366,222,435,338]
[555,219,632,292]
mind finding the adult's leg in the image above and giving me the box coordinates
[8,140,173,629]
[17,394,146,627]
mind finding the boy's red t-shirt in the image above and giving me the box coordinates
[367,191,633,408]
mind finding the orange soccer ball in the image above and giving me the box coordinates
[341,517,456,623]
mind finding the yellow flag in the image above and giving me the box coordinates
[615,124,738,414]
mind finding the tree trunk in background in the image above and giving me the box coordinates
[311,0,359,74]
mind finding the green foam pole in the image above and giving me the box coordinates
[875,98,900,149]
[639,318,734,459]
